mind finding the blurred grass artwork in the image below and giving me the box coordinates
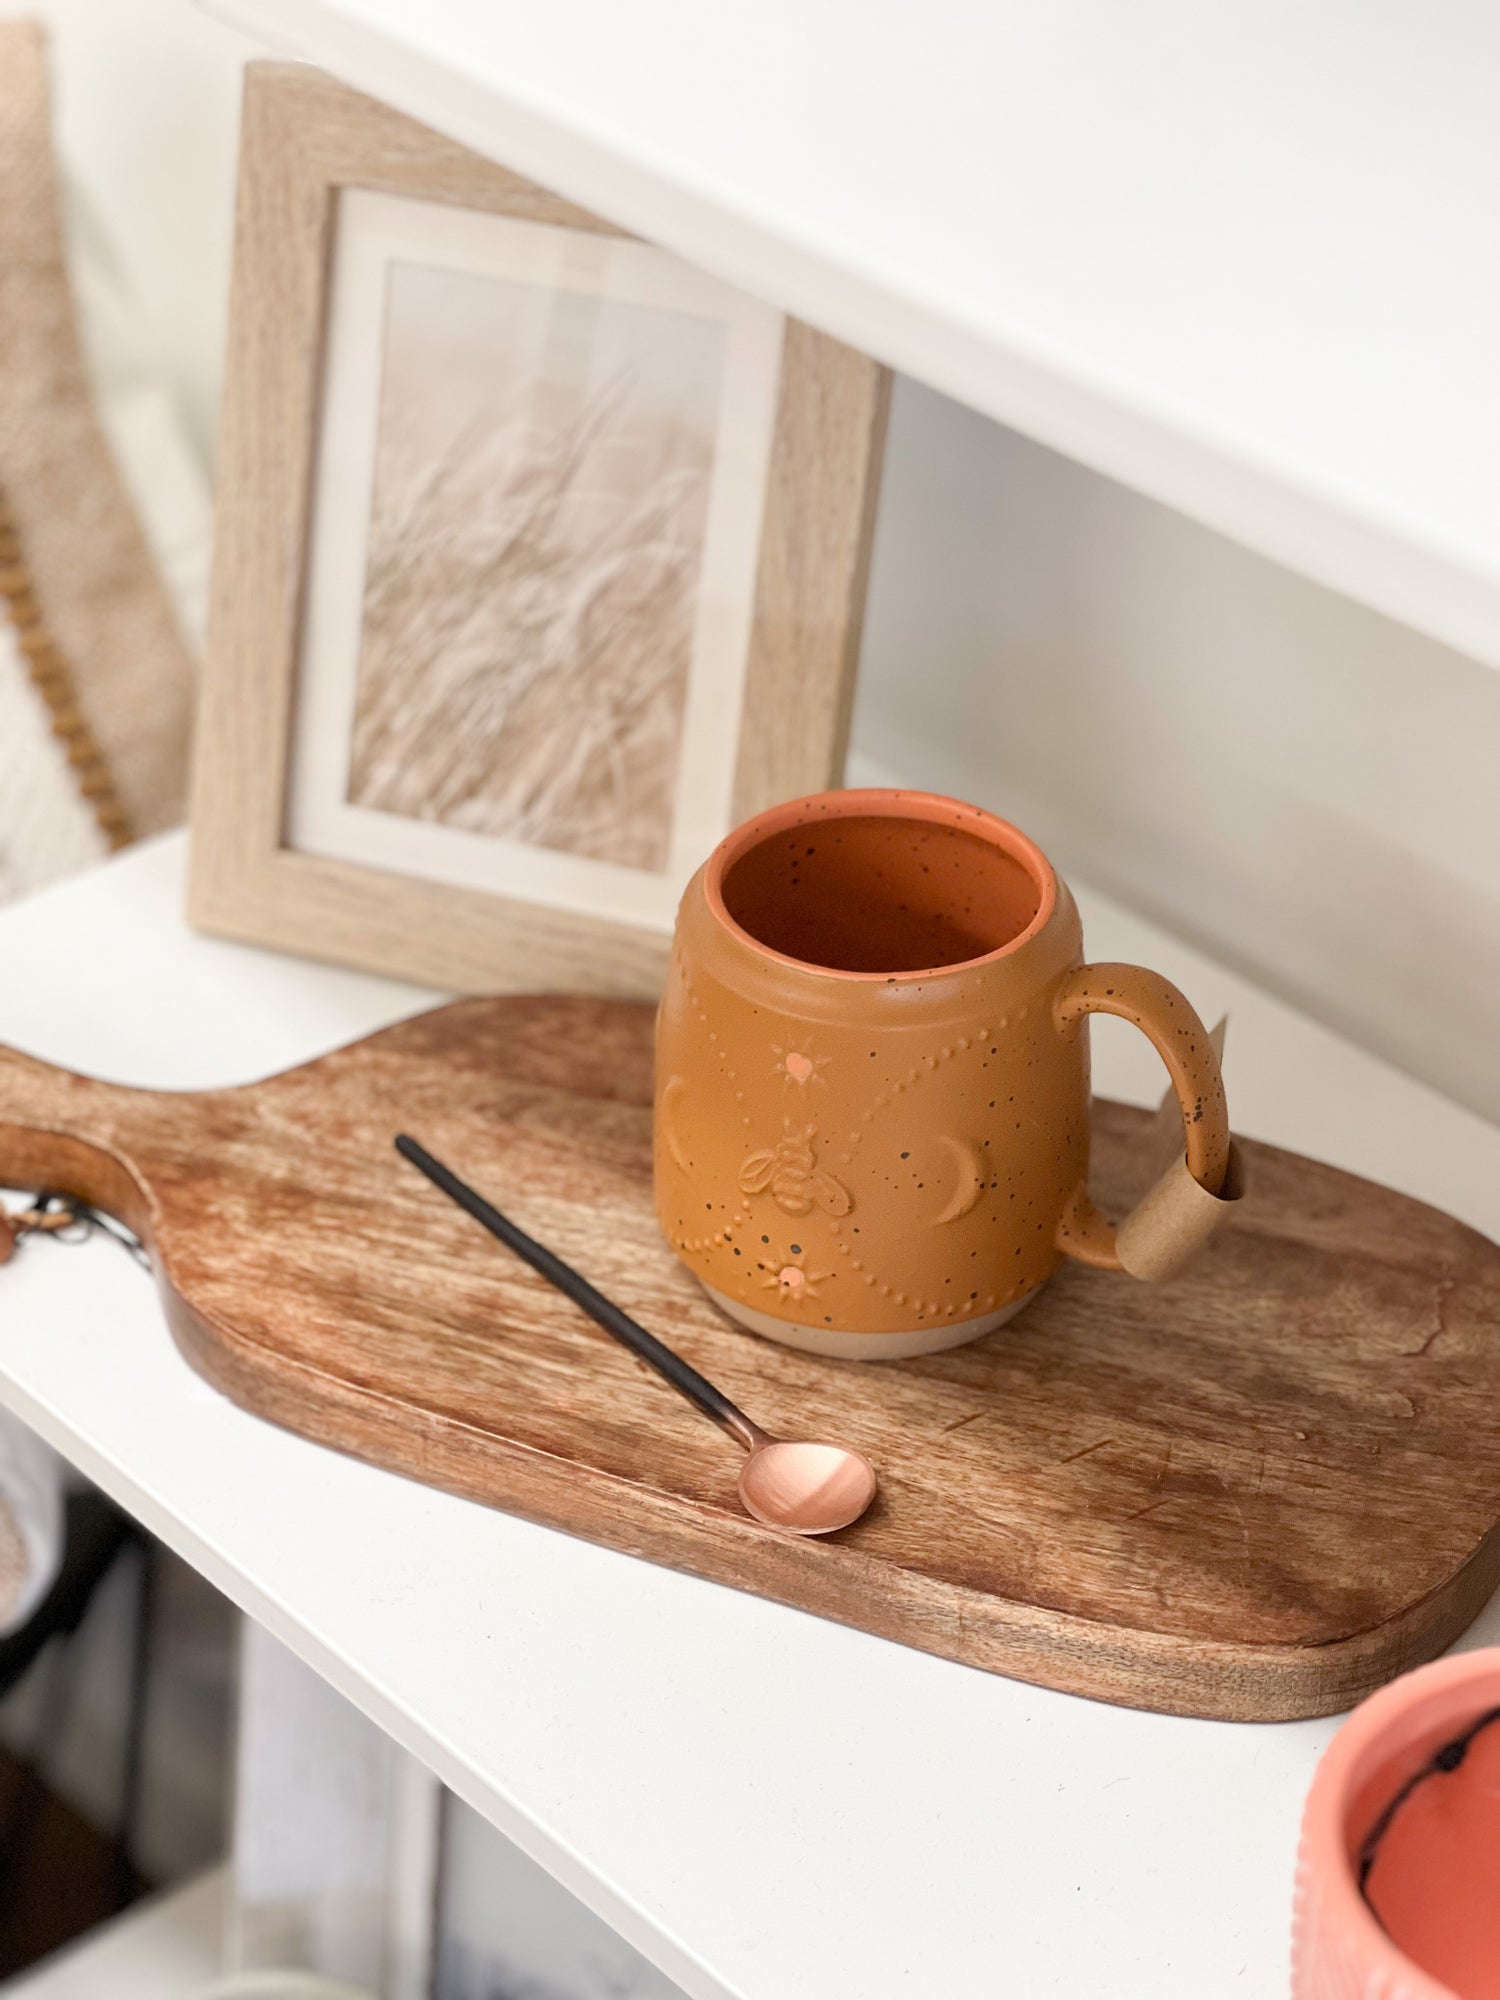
[348,263,724,873]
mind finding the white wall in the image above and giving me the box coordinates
[856,380,1500,1120]
[22,2,1500,1121]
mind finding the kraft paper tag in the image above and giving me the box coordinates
[1120,1016,1244,1282]
[1116,1138,1246,1282]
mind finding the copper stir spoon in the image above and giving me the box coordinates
[395,1136,877,1537]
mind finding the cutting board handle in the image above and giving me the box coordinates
[0,1042,154,1238]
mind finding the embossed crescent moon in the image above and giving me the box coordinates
[932,1135,984,1225]
[659,1075,691,1174]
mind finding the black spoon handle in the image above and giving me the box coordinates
[395,1135,764,1452]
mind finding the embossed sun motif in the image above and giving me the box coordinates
[739,1118,852,1218]
[772,1042,830,1087]
[762,1252,832,1301]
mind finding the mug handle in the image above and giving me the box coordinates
[1052,963,1234,1277]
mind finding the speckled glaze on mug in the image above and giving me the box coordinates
[654,790,1230,1359]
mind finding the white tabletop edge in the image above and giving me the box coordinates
[2,832,1498,2000]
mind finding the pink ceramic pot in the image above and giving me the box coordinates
[1294,1649,1500,1999]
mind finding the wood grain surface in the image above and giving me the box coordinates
[3,996,1498,1722]
[188,64,889,997]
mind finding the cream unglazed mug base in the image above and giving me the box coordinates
[654,790,1233,1360]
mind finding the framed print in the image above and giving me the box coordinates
[190,64,891,997]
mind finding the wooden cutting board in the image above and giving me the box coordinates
[3,996,1498,1722]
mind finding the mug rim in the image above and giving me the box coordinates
[703,788,1058,983]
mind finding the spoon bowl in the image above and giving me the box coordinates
[738,1439,878,1536]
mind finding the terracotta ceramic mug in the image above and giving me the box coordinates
[654,789,1234,1359]
[1293,1649,1500,1999]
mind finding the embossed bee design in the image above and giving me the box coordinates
[739,1120,852,1218]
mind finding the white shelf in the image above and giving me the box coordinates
[0,1871,224,1999]
[1,834,1498,2000]
[207,0,1500,667]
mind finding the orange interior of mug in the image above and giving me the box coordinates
[710,791,1054,977]
[1348,1703,1500,1999]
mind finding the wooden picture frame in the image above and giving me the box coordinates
[189,64,890,997]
